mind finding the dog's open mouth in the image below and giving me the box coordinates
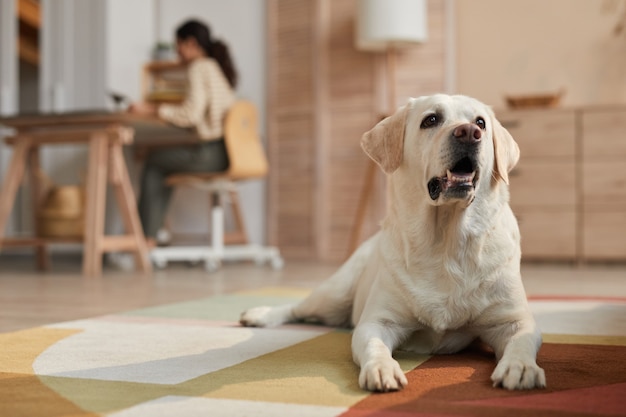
[428,157,479,200]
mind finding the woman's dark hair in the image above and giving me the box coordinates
[176,19,238,89]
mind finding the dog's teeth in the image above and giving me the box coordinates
[446,170,475,183]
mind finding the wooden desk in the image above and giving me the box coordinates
[0,111,187,276]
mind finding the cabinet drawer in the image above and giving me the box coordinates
[583,210,626,260]
[583,161,626,207]
[514,208,577,260]
[509,159,576,207]
[582,109,626,159]
[497,109,576,158]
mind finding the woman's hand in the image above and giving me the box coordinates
[128,101,158,116]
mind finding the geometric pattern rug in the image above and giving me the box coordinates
[1,287,624,417]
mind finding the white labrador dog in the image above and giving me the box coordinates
[240,94,546,392]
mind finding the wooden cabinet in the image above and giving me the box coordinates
[582,211,626,260]
[500,110,577,158]
[498,106,626,262]
[514,208,578,259]
[581,108,626,261]
[499,109,578,260]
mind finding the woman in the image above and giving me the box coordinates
[130,19,237,246]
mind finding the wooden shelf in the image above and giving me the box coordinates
[1,237,82,247]
[17,0,40,66]
[144,61,184,72]
[18,0,40,29]
[142,61,186,104]
[17,35,39,66]
[2,235,141,252]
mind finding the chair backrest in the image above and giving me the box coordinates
[223,100,268,180]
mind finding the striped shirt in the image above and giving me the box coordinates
[158,57,236,140]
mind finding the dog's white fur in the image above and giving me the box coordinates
[240,94,546,392]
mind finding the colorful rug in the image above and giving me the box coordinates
[1,288,625,417]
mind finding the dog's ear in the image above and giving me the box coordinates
[361,105,408,174]
[491,113,520,185]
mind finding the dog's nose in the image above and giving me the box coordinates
[453,123,482,144]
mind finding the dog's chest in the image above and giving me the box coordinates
[423,295,484,332]
[408,267,494,332]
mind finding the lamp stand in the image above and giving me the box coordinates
[386,46,397,116]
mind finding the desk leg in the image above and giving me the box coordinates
[28,146,49,270]
[0,138,31,248]
[109,143,152,274]
[83,133,109,277]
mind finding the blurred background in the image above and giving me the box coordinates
[1,0,625,265]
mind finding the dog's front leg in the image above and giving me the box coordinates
[352,322,409,392]
[481,317,546,390]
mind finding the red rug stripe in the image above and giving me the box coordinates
[459,382,626,416]
[341,343,626,417]
[527,295,626,303]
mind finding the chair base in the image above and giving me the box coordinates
[150,244,284,272]
[160,169,283,273]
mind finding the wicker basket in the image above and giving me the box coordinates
[37,186,85,238]
[38,216,84,238]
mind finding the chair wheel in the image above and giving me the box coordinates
[270,256,284,270]
[204,258,221,272]
[153,259,168,269]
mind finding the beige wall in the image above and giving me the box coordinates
[455,0,626,108]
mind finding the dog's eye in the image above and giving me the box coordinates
[476,117,486,130]
[420,114,440,129]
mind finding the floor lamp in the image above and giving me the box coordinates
[348,0,428,255]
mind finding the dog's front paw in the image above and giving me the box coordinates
[240,305,292,328]
[359,358,408,392]
[240,306,275,327]
[491,357,546,390]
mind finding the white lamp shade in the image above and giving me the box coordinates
[356,0,428,51]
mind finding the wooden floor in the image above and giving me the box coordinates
[0,253,625,333]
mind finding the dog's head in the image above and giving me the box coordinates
[361,94,519,207]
